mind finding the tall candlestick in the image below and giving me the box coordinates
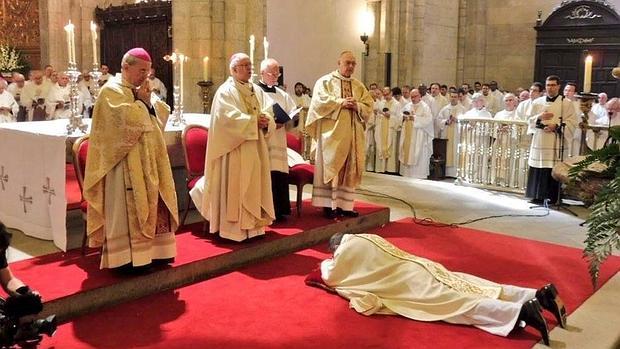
[583,55,593,93]
[90,21,98,66]
[249,35,255,67]
[203,56,209,81]
[64,21,75,64]
[263,36,269,60]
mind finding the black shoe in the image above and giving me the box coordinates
[528,198,543,205]
[340,209,359,217]
[323,207,337,219]
[518,298,549,346]
[536,283,567,329]
[274,215,287,223]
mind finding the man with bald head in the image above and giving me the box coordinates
[84,48,178,270]
[257,58,297,221]
[194,53,275,241]
[306,51,373,218]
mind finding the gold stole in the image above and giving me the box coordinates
[402,119,413,163]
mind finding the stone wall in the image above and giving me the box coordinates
[172,0,266,113]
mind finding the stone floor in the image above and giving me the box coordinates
[6,171,618,349]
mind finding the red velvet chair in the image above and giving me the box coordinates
[72,135,89,255]
[181,124,209,225]
[286,132,314,217]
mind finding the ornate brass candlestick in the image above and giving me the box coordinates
[197,80,214,114]
[575,92,598,155]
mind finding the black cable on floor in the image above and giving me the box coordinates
[357,187,550,227]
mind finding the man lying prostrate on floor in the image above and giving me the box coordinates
[306,233,567,346]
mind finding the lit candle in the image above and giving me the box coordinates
[64,21,75,64]
[179,54,185,104]
[90,21,98,66]
[202,56,209,81]
[249,35,255,67]
[263,36,269,60]
[583,55,593,93]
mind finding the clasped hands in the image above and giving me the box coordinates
[258,113,270,129]
[342,97,358,112]
[134,80,152,107]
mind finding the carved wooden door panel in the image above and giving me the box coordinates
[95,2,172,105]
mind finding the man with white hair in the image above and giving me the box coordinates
[196,53,276,241]
[518,90,530,103]
[592,92,608,121]
[257,58,298,221]
[399,88,434,179]
[494,93,520,121]
[0,79,19,122]
[84,48,178,270]
[47,72,88,119]
[306,51,373,218]
[462,93,492,119]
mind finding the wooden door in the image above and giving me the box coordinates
[95,2,173,105]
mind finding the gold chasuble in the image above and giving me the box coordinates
[202,77,275,241]
[84,74,178,268]
[306,71,373,210]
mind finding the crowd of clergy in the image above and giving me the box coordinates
[0,64,166,123]
[355,80,619,180]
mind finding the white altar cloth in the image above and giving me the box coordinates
[0,114,210,251]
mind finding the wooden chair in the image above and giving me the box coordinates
[71,135,89,255]
[286,132,314,217]
[181,124,209,225]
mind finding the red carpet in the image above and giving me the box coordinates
[8,201,384,302]
[43,219,620,349]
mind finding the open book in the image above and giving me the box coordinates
[273,103,303,124]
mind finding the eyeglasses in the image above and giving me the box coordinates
[236,63,252,69]
[266,71,281,78]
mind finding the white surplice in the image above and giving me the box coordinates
[527,96,577,168]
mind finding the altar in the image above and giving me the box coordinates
[0,114,210,251]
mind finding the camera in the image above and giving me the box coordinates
[382,108,389,113]
[0,290,57,348]
[535,118,545,130]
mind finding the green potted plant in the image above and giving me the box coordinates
[569,125,620,288]
[0,44,24,78]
